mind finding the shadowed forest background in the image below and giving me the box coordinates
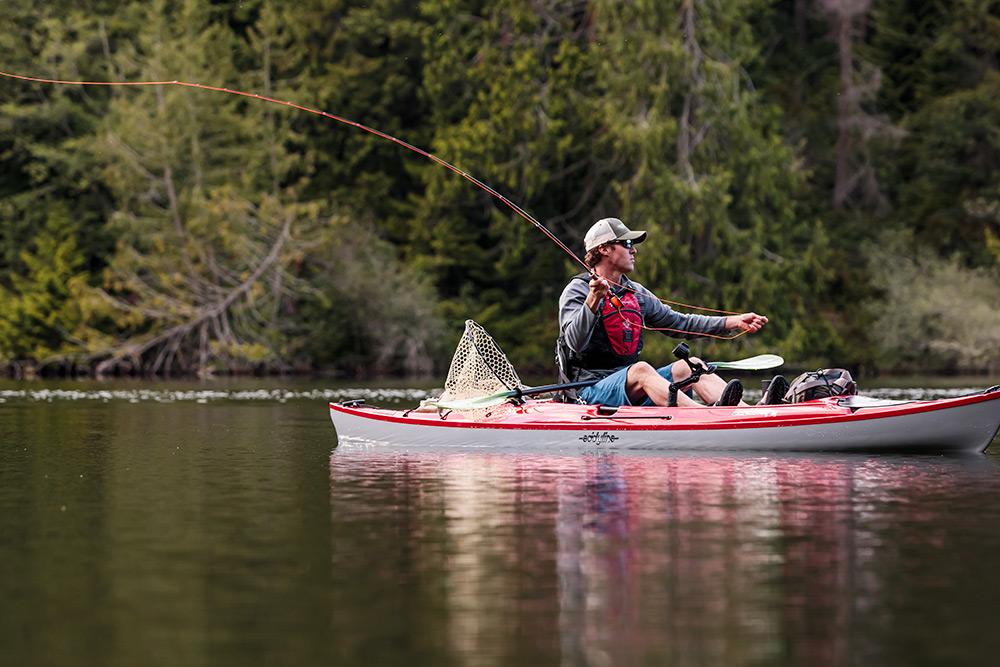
[0,0,997,378]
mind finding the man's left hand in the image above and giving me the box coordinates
[726,312,768,333]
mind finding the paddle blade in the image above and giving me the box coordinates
[713,354,784,371]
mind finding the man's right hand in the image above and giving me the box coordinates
[586,275,611,313]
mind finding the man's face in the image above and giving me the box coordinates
[602,239,636,273]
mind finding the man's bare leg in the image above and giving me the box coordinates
[625,362,701,406]
[625,361,747,407]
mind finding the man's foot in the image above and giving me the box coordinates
[758,375,789,405]
[714,379,744,406]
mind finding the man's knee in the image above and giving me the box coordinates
[625,362,656,391]
[670,359,692,382]
[629,361,656,380]
[625,362,667,404]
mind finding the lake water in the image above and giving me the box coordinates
[2,378,1000,666]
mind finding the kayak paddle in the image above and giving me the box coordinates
[428,353,785,411]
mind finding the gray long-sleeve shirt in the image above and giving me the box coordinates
[558,275,730,359]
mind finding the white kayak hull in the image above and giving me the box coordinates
[329,390,1000,453]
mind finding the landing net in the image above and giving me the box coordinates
[435,320,526,407]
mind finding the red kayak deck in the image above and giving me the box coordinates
[332,391,998,431]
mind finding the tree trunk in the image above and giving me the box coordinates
[833,5,854,209]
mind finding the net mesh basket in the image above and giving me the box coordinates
[437,320,526,405]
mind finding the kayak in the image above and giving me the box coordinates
[329,387,1000,453]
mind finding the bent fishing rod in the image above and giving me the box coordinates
[0,68,747,339]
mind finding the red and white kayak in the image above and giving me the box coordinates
[329,388,1000,453]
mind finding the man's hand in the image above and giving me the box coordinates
[689,356,710,372]
[585,275,611,313]
[726,312,768,333]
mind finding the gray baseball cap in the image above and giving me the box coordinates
[583,217,647,251]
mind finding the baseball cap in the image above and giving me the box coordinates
[583,217,647,251]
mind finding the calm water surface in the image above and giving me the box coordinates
[2,378,1000,666]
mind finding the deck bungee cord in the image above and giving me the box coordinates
[0,68,748,339]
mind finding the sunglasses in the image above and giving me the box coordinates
[612,239,635,249]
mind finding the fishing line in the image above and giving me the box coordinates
[0,69,747,339]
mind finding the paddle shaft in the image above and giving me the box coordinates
[513,379,600,399]
[513,353,783,399]
[430,352,784,410]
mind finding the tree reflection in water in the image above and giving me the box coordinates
[328,448,999,665]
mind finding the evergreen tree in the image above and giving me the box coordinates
[62,0,299,374]
[591,0,840,363]
[1,0,996,375]
[870,0,1000,266]
[273,0,431,242]
[0,1,116,370]
[248,1,446,375]
[0,207,90,373]
[410,0,602,368]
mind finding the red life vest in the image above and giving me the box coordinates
[558,274,645,379]
[599,290,642,356]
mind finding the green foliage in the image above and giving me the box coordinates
[274,0,431,240]
[0,3,115,271]
[410,0,602,368]
[891,72,1000,265]
[0,208,89,365]
[0,0,997,376]
[592,0,839,361]
[865,0,1000,267]
[296,215,447,376]
[864,231,1000,372]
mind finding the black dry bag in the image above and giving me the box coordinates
[784,369,858,403]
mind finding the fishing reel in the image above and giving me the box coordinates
[666,343,717,407]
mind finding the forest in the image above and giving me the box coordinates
[0,0,997,378]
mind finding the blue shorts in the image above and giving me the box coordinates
[579,364,686,407]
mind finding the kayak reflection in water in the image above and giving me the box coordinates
[556,218,768,408]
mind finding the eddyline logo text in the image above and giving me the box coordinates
[579,432,620,445]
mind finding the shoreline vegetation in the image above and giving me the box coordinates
[1,1,998,379]
[3,367,998,390]
[0,367,1000,393]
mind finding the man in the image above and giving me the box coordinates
[557,217,769,407]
